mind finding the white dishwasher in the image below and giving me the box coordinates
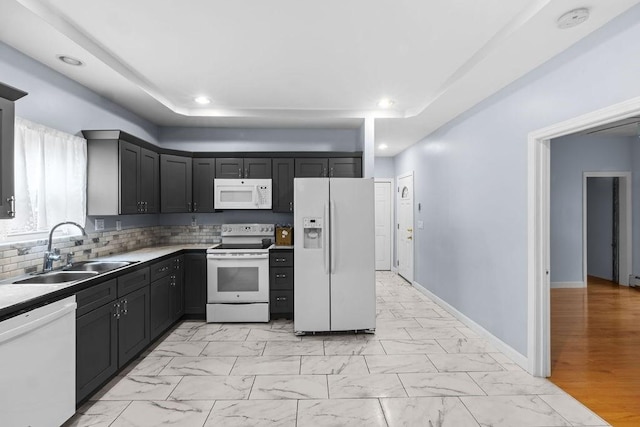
[0,295,76,427]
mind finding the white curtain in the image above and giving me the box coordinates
[0,118,87,238]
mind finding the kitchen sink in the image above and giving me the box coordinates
[13,271,99,285]
[63,261,133,273]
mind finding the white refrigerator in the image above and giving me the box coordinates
[294,178,376,334]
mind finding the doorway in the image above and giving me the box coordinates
[374,179,393,271]
[583,173,631,286]
[397,172,414,283]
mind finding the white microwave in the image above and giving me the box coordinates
[214,179,272,209]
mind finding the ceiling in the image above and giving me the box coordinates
[0,0,638,156]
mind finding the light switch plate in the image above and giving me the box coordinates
[115,220,122,231]
[94,218,105,231]
[417,220,424,229]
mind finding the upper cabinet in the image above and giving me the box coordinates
[0,82,27,220]
[84,131,159,215]
[215,158,271,179]
[295,157,362,178]
[272,158,294,213]
[160,154,192,213]
[192,158,215,212]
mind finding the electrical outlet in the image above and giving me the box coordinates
[94,218,104,231]
[191,216,197,227]
[116,220,122,231]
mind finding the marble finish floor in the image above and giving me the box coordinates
[64,271,608,427]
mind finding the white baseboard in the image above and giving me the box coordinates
[412,280,528,371]
[550,281,585,289]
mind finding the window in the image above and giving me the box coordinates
[0,118,87,241]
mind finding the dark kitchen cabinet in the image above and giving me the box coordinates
[295,158,328,177]
[192,158,215,212]
[184,252,207,317]
[150,256,184,339]
[84,131,159,215]
[269,248,294,319]
[171,261,185,321]
[75,279,118,405]
[0,82,27,220]
[272,158,294,213]
[161,154,193,213]
[118,285,150,368]
[215,157,271,179]
[328,157,362,177]
[150,275,172,340]
[295,157,362,178]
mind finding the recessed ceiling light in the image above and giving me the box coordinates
[57,55,83,66]
[377,98,394,108]
[194,96,211,105]
[378,143,388,150]
[557,8,590,29]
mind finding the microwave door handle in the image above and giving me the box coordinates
[254,185,259,207]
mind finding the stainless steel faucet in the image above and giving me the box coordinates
[43,221,87,272]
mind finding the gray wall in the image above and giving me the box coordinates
[374,157,395,178]
[586,177,614,280]
[393,4,640,356]
[550,134,635,283]
[158,127,360,152]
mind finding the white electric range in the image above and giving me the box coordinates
[206,224,275,322]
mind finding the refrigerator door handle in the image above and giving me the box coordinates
[324,202,330,274]
[330,199,336,274]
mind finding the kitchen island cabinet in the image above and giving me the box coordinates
[0,82,27,219]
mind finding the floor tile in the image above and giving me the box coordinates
[246,328,302,341]
[375,318,423,329]
[461,395,571,427]
[297,399,387,426]
[230,355,301,375]
[190,326,252,341]
[436,338,498,353]
[367,327,413,339]
[365,354,437,374]
[428,353,504,372]
[169,375,254,400]
[398,372,486,397]
[110,400,213,427]
[301,355,370,375]
[94,376,182,401]
[380,397,480,427]
[159,356,236,376]
[205,400,297,427]
[123,357,173,376]
[262,340,324,356]
[159,327,197,342]
[405,327,466,340]
[250,375,328,399]
[539,394,609,426]
[323,339,386,355]
[456,327,480,338]
[201,341,265,356]
[390,308,442,318]
[63,401,130,427]
[380,339,446,355]
[328,374,407,398]
[488,352,525,372]
[414,317,464,328]
[469,371,564,395]
[149,341,207,357]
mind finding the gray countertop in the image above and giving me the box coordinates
[0,244,209,314]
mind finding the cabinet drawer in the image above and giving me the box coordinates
[270,267,293,290]
[117,267,150,297]
[269,250,293,267]
[270,290,293,314]
[150,257,178,282]
[76,279,117,317]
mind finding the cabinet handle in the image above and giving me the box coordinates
[322,167,327,177]
[137,201,141,213]
[289,201,293,212]
[193,201,198,212]
[276,297,288,301]
[187,202,192,212]
[329,167,334,177]
[122,299,128,315]
[276,274,287,278]
[6,196,15,217]
[238,168,242,178]
[276,258,286,262]
[144,201,148,212]
[158,266,170,273]
[245,168,249,178]
[114,302,121,318]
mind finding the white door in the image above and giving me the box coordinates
[397,173,414,282]
[375,181,392,270]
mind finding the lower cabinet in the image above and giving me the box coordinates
[269,249,294,319]
[150,275,172,340]
[150,255,184,340]
[184,252,206,317]
[117,285,150,368]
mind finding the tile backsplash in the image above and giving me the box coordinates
[0,225,221,280]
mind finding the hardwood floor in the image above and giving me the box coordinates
[550,276,640,426]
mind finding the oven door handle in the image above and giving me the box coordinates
[207,254,269,260]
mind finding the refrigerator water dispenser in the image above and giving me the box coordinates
[303,217,323,249]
